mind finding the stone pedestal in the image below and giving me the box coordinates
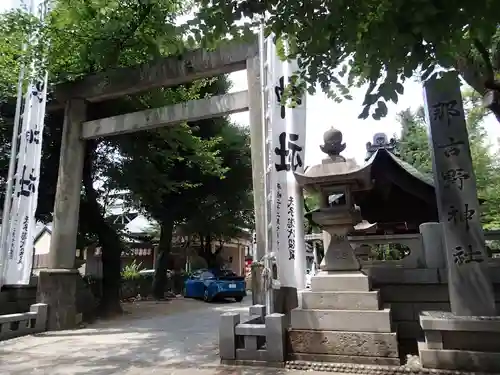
[289,270,400,365]
[274,286,299,323]
[419,311,500,372]
[36,269,82,330]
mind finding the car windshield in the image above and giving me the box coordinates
[214,269,237,277]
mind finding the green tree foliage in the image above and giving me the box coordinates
[0,1,245,310]
[397,90,500,229]
[189,0,500,122]
[180,121,254,267]
[303,193,320,235]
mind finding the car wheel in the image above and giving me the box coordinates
[203,288,211,302]
[234,296,243,302]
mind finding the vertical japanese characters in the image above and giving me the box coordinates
[276,183,282,248]
[269,44,308,289]
[432,100,483,266]
[3,75,47,282]
[287,196,296,260]
[274,76,303,261]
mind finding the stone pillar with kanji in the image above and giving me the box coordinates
[424,72,496,316]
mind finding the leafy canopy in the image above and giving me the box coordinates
[397,90,500,229]
[189,0,500,120]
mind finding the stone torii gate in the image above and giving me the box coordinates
[40,41,267,329]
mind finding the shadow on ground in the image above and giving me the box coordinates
[0,297,287,375]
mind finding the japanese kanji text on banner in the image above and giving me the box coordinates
[268,38,307,289]
[1,0,49,285]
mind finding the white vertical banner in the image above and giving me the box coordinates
[2,0,49,285]
[3,78,48,285]
[269,37,307,289]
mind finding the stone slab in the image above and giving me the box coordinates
[439,266,500,284]
[288,353,401,366]
[235,323,266,336]
[442,330,500,352]
[82,91,249,139]
[55,40,258,103]
[288,329,398,358]
[379,285,449,302]
[311,272,371,292]
[420,310,500,332]
[418,341,500,372]
[300,290,380,310]
[368,267,440,284]
[290,308,392,332]
[411,302,450,320]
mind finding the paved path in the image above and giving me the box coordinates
[0,297,329,375]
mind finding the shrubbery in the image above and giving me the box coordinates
[82,261,193,300]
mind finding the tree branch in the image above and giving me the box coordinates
[454,53,486,95]
[473,38,494,81]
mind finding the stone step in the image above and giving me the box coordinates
[418,341,500,373]
[300,290,381,310]
[291,307,393,332]
[288,329,399,359]
[288,353,401,366]
[310,271,371,292]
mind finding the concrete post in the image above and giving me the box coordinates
[37,99,86,330]
[219,312,240,360]
[249,304,266,319]
[265,313,286,362]
[419,222,446,268]
[247,55,267,305]
[30,303,48,331]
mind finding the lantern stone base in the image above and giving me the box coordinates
[418,311,500,372]
[288,271,400,365]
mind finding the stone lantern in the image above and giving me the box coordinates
[289,128,399,365]
[294,127,372,273]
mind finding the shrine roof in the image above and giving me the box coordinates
[381,149,434,187]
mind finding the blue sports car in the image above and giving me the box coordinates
[184,268,246,302]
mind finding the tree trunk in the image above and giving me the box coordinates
[82,141,123,317]
[153,217,174,299]
[198,234,216,268]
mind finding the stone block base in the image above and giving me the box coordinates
[37,269,82,331]
[300,290,381,310]
[311,271,371,292]
[291,307,392,332]
[418,341,500,372]
[288,353,401,366]
[419,311,500,372]
[288,329,398,359]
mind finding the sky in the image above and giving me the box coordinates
[2,0,499,166]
